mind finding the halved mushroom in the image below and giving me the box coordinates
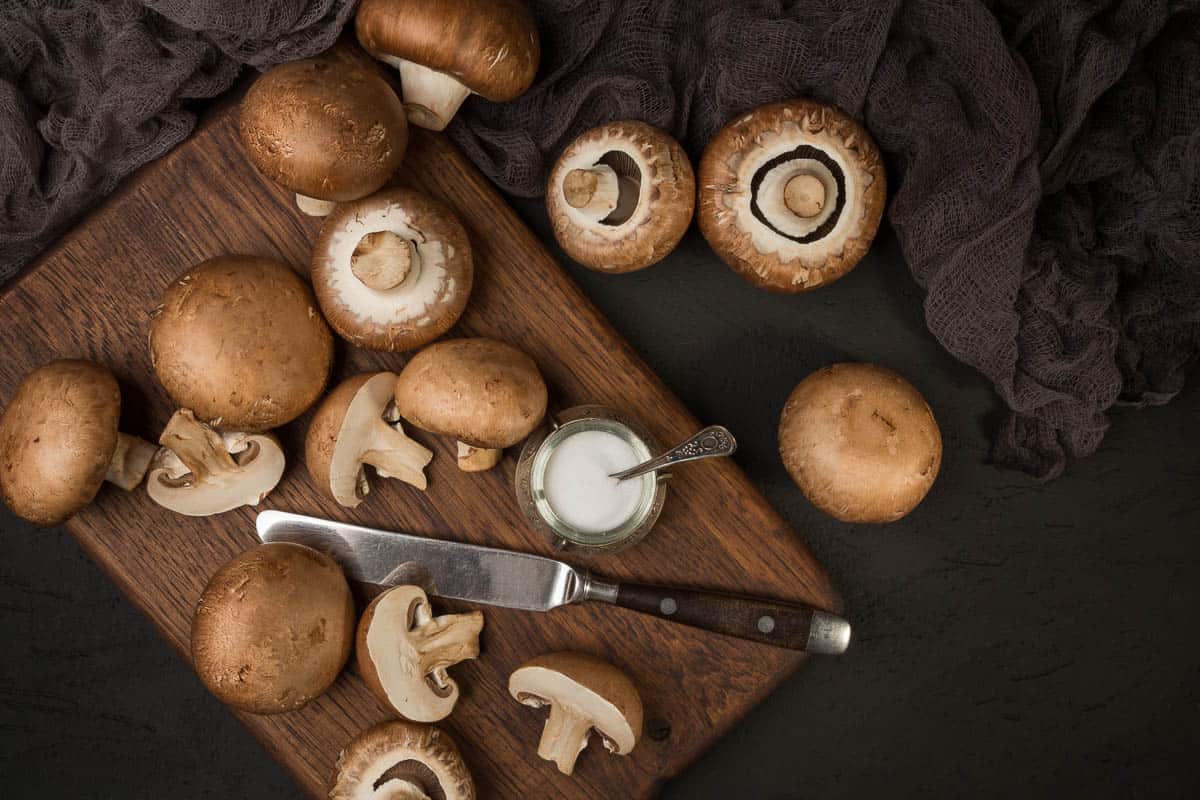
[0,360,155,526]
[355,0,539,131]
[307,373,433,507]
[393,338,547,472]
[331,720,475,800]
[312,189,473,351]
[698,99,886,292]
[547,121,695,273]
[357,585,484,722]
[508,651,643,775]
[238,58,408,216]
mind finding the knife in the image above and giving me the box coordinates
[256,510,850,655]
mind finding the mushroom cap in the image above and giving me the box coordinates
[312,188,473,351]
[306,373,378,501]
[190,542,355,714]
[355,0,539,102]
[238,58,408,203]
[331,720,475,800]
[393,338,547,450]
[698,99,886,292]
[0,360,121,526]
[778,363,941,523]
[149,255,333,432]
[547,121,695,273]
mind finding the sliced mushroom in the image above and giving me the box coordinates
[307,373,433,507]
[355,0,539,131]
[508,651,643,775]
[357,585,484,722]
[0,360,155,526]
[547,121,695,273]
[698,99,886,292]
[331,720,475,800]
[312,189,473,351]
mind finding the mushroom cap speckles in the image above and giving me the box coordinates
[332,720,475,800]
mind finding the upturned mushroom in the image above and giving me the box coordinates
[312,189,473,351]
[191,542,355,714]
[306,373,434,507]
[698,99,886,292]
[239,58,408,216]
[508,651,643,775]
[149,255,333,432]
[331,720,475,800]
[355,0,540,131]
[393,338,547,472]
[547,121,695,273]
[778,362,942,523]
[357,585,484,722]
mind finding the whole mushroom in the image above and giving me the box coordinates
[331,720,475,800]
[0,360,155,525]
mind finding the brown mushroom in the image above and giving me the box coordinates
[355,0,540,131]
[508,651,643,775]
[698,99,886,292]
[331,720,475,800]
[0,360,155,526]
[149,255,333,432]
[312,189,473,351]
[778,362,941,523]
[238,58,408,216]
[191,542,355,714]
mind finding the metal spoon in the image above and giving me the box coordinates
[609,425,737,481]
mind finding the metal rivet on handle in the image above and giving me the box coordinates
[758,615,776,634]
[660,597,677,615]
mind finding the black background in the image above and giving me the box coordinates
[2,197,1198,798]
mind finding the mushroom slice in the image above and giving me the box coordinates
[547,121,695,273]
[698,99,886,292]
[357,585,484,722]
[355,0,539,131]
[147,409,285,516]
[332,720,475,800]
[312,189,473,352]
[508,651,643,775]
[307,373,433,507]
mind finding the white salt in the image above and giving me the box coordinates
[544,429,645,534]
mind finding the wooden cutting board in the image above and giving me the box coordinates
[0,98,840,798]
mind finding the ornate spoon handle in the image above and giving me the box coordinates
[609,425,737,481]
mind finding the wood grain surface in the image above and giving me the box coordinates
[0,98,839,798]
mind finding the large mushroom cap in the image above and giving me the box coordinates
[698,99,886,292]
[547,121,695,273]
[331,720,475,800]
[149,255,333,432]
[312,188,473,351]
[778,363,941,523]
[190,542,355,714]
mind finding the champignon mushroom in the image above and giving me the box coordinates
[778,362,941,523]
[191,542,355,714]
[357,585,484,722]
[238,58,408,216]
[331,720,475,800]
[307,373,434,507]
[149,255,333,432]
[312,189,473,351]
[392,338,547,472]
[547,121,695,273]
[508,651,643,775]
[0,360,155,526]
[355,0,540,131]
[698,99,886,292]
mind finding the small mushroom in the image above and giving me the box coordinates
[306,373,434,507]
[355,0,540,131]
[698,99,886,292]
[547,121,695,273]
[238,58,408,216]
[357,585,484,722]
[508,651,643,775]
[312,189,473,351]
[393,338,547,472]
[0,360,155,526]
[149,255,333,432]
[331,720,475,800]
[778,362,942,523]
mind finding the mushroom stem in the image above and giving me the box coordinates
[783,173,826,218]
[456,441,501,472]
[411,604,484,676]
[376,781,431,800]
[351,231,417,291]
[295,193,336,216]
[105,432,157,491]
[158,409,240,480]
[563,165,620,219]
[537,703,594,775]
[362,416,433,489]
[386,58,472,131]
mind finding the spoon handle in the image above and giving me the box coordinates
[609,425,737,481]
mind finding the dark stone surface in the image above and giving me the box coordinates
[3,198,1198,798]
